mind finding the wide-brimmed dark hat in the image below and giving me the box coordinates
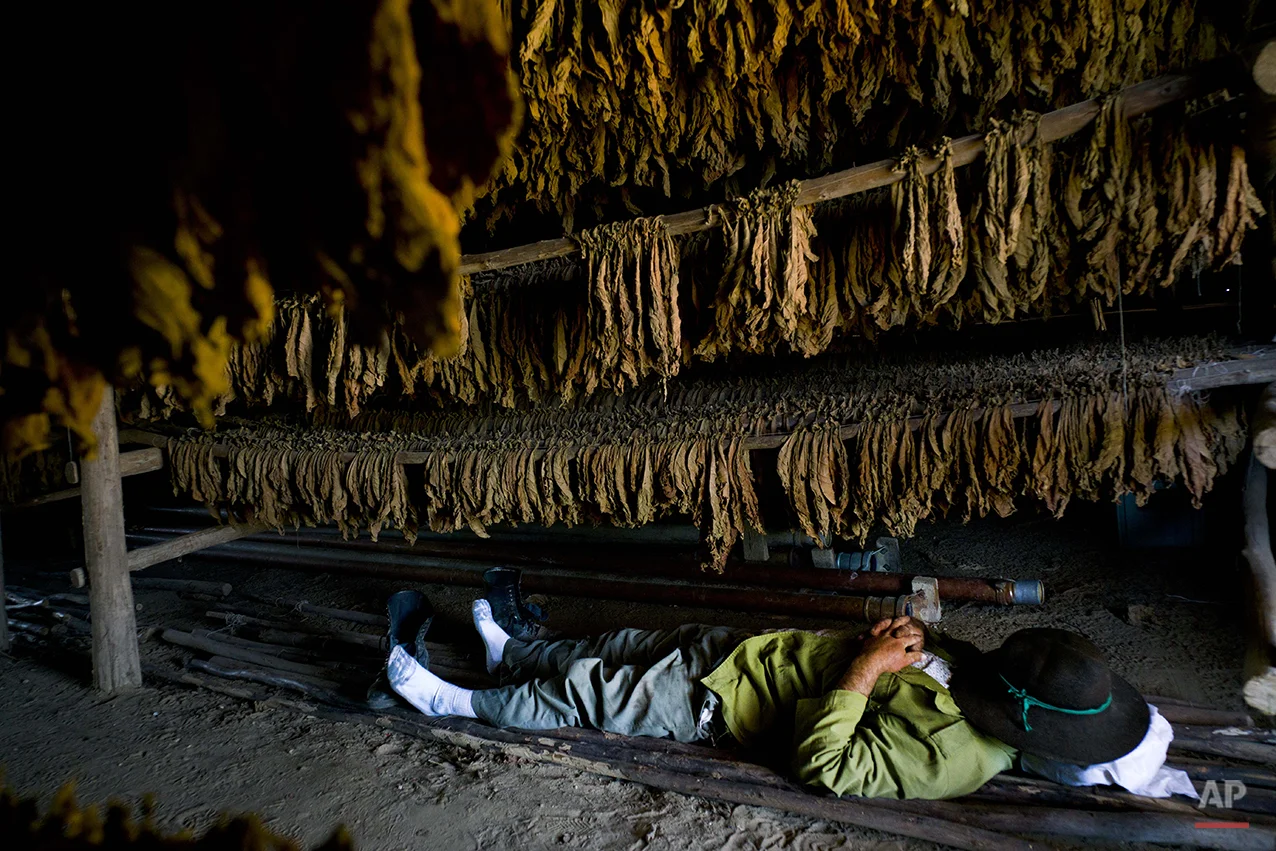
[950,628,1150,764]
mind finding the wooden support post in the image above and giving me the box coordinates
[1242,449,1276,715]
[0,516,9,652]
[81,386,142,692]
[741,523,769,563]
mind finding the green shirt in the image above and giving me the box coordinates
[700,630,1016,800]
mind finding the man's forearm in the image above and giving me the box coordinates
[835,662,880,696]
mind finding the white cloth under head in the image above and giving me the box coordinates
[911,651,953,689]
[1020,704,1197,798]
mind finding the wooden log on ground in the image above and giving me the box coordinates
[186,623,484,687]
[160,628,345,679]
[128,524,264,573]
[1169,759,1276,791]
[49,610,92,636]
[81,387,142,693]
[133,577,232,597]
[204,610,384,651]
[1154,703,1255,728]
[971,775,1204,816]
[189,629,391,679]
[144,662,275,703]
[1174,726,1276,745]
[191,629,338,662]
[254,627,383,659]
[47,592,91,608]
[200,656,352,695]
[240,594,387,627]
[1170,736,1276,765]
[1241,452,1276,716]
[7,618,49,636]
[893,803,1275,851]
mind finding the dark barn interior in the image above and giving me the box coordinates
[2,2,1276,849]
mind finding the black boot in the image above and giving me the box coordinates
[367,590,435,710]
[483,567,545,641]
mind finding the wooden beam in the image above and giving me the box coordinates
[128,523,265,573]
[459,69,1212,277]
[1166,359,1276,396]
[1,447,164,511]
[81,387,142,692]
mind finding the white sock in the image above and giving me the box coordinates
[472,599,511,674]
[387,645,476,718]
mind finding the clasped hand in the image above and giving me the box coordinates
[835,616,926,696]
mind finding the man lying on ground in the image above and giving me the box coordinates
[385,600,1186,800]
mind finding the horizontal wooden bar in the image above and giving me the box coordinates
[127,523,265,573]
[1,447,165,511]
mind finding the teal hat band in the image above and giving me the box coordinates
[999,674,1113,732]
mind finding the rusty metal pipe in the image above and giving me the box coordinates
[135,524,1043,606]
[127,534,919,622]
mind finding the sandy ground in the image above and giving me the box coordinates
[0,503,1258,850]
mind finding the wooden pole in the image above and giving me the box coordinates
[127,523,263,572]
[81,386,142,692]
[1241,450,1276,715]
[131,577,231,597]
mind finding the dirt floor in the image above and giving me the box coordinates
[0,501,1260,850]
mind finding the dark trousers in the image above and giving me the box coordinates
[470,624,743,743]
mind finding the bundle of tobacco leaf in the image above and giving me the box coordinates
[167,426,417,544]
[479,0,1256,227]
[691,182,827,359]
[780,388,1245,547]
[812,105,1264,336]
[3,0,517,459]
[158,338,1246,570]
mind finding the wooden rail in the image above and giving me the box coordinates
[0,448,163,511]
[127,523,266,573]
